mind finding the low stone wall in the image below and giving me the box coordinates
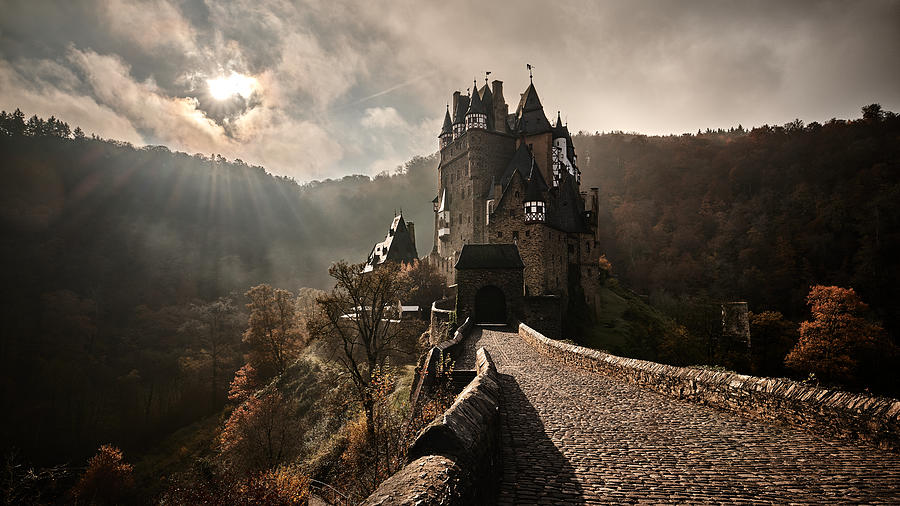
[519,323,900,451]
[429,298,456,345]
[409,317,473,407]
[364,347,502,505]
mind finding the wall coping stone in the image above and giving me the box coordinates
[519,323,900,451]
[364,347,501,505]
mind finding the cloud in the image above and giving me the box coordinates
[2,0,898,180]
[361,107,404,129]
[0,59,143,144]
[67,47,227,152]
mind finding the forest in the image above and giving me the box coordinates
[1,104,899,501]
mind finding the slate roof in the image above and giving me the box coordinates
[440,107,452,136]
[466,81,486,115]
[515,83,552,135]
[500,143,534,188]
[524,159,548,202]
[455,244,525,270]
[364,214,418,271]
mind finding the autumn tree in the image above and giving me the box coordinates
[785,286,885,383]
[243,285,304,378]
[71,445,134,505]
[228,363,260,403]
[398,259,446,319]
[219,392,302,475]
[308,261,423,479]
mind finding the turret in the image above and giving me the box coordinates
[465,80,487,130]
[439,106,452,149]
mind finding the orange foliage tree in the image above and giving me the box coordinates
[785,285,885,383]
[243,284,304,378]
[71,445,134,505]
[219,392,301,475]
[227,363,260,403]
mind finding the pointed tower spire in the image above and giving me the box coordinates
[439,104,453,148]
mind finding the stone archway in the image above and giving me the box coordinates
[475,285,507,324]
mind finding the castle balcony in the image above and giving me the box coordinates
[438,227,451,239]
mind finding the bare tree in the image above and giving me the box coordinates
[308,261,422,471]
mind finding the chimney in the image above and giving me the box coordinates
[491,80,508,132]
[406,221,416,252]
[451,91,461,122]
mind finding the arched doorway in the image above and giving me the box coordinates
[475,285,507,324]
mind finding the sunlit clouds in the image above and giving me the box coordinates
[208,72,258,101]
[1,0,898,181]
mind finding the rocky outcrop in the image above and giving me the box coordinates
[363,347,501,505]
[519,323,900,451]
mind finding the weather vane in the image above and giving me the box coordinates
[527,63,534,82]
[485,71,491,84]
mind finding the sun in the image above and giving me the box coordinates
[207,72,258,100]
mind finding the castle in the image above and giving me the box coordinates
[427,74,603,332]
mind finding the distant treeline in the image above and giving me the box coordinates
[577,104,900,344]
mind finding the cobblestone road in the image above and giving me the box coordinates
[457,326,900,504]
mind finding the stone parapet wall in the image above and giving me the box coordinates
[364,347,502,505]
[409,317,472,407]
[519,323,900,451]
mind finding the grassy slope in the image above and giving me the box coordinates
[575,278,680,361]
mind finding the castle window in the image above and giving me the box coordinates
[515,191,520,198]
[524,200,546,222]
[513,231,519,240]
[525,230,530,237]
[497,231,503,238]
[568,244,575,254]
[466,113,487,130]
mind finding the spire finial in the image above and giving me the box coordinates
[527,63,534,82]
[485,71,491,84]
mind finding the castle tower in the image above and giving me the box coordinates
[429,73,601,319]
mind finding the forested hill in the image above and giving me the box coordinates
[577,106,900,338]
[0,112,436,464]
[1,105,898,465]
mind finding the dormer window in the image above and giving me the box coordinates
[524,200,545,222]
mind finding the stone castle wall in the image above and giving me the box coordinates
[519,323,900,451]
[456,267,524,324]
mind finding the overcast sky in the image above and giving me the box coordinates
[2,0,898,181]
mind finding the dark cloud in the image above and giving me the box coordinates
[2,0,897,180]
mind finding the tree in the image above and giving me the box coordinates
[785,286,885,383]
[397,259,446,319]
[748,311,797,376]
[182,297,242,406]
[73,126,85,139]
[219,392,301,475]
[862,103,884,122]
[228,364,259,403]
[243,285,303,378]
[71,445,134,505]
[308,261,422,477]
